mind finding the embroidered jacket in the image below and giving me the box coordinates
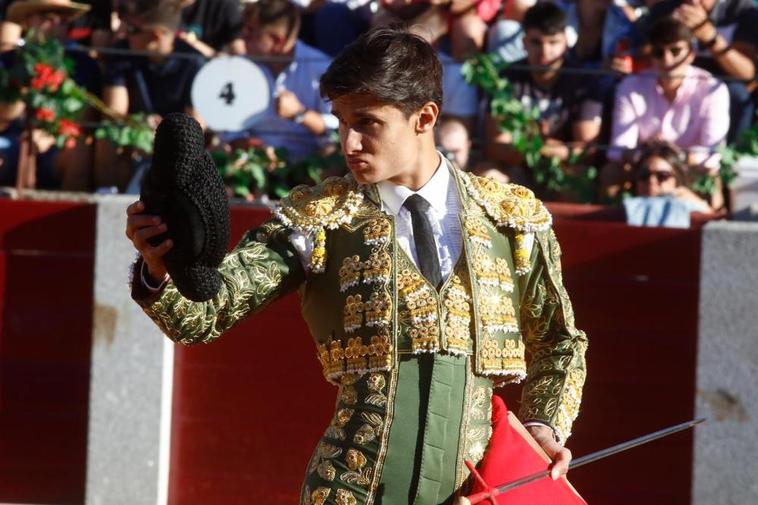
[136,169,587,447]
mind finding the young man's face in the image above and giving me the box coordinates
[332,94,429,186]
[523,28,567,69]
[243,17,294,56]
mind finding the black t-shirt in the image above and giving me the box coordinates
[103,38,205,116]
[501,59,599,142]
[181,0,242,51]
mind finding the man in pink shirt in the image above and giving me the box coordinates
[601,16,729,200]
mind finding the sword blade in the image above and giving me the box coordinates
[493,417,706,495]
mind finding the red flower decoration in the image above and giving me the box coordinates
[35,107,55,122]
[59,119,81,137]
[30,63,66,92]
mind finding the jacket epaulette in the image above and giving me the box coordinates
[459,171,552,233]
[273,175,364,273]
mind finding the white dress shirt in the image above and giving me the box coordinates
[375,154,461,283]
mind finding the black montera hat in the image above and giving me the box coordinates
[140,113,230,302]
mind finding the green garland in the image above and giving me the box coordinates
[212,139,345,200]
[0,34,153,152]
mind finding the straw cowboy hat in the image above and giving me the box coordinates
[6,0,91,23]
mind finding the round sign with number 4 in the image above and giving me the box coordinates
[191,56,270,132]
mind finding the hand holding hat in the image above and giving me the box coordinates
[139,113,231,302]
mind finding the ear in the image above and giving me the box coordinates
[415,101,440,134]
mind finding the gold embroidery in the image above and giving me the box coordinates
[553,368,586,442]
[480,338,501,371]
[325,426,346,441]
[316,460,336,481]
[367,334,393,370]
[514,233,531,275]
[343,295,364,333]
[464,386,493,465]
[502,339,527,372]
[479,292,518,334]
[409,321,439,353]
[354,423,377,445]
[335,489,359,505]
[365,290,392,328]
[310,487,331,505]
[479,338,526,378]
[346,449,367,471]
[335,408,354,428]
[339,255,363,292]
[339,385,358,405]
[464,217,492,249]
[318,336,393,381]
[362,218,392,246]
[361,411,384,431]
[365,371,388,407]
[366,373,386,393]
[362,248,392,285]
[318,443,342,459]
[398,270,438,324]
[345,337,368,372]
[341,468,372,488]
[495,258,515,292]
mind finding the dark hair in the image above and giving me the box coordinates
[319,25,443,117]
[243,0,300,38]
[649,17,693,48]
[126,0,183,31]
[636,141,686,185]
[522,2,567,35]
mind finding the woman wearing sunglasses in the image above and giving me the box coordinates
[624,141,713,227]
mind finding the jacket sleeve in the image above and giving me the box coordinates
[132,219,306,345]
[517,228,588,443]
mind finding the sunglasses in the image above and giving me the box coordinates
[652,45,688,59]
[637,168,674,183]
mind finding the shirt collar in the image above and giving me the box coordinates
[376,153,448,216]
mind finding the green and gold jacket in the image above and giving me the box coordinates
[136,169,587,504]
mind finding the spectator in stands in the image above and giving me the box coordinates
[603,17,729,201]
[96,0,206,190]
[377,0,501,61]
[563,0,641,113]
[483,2,603,184]
[1,0,101,191]
[642,0,758,142]
[297,0,372,57]
[486,0,535,64]
[437,117,472,169]
[624,141,713,227]
[178,0,245,57]
[228,0,336,162]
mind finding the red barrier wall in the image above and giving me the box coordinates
[167,208,701,505]
[0,200,95,505]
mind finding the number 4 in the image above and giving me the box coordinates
[219,82,236,105]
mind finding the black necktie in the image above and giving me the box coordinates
[403,194,442,289]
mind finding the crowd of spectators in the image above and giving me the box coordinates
[1,0,756,221]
